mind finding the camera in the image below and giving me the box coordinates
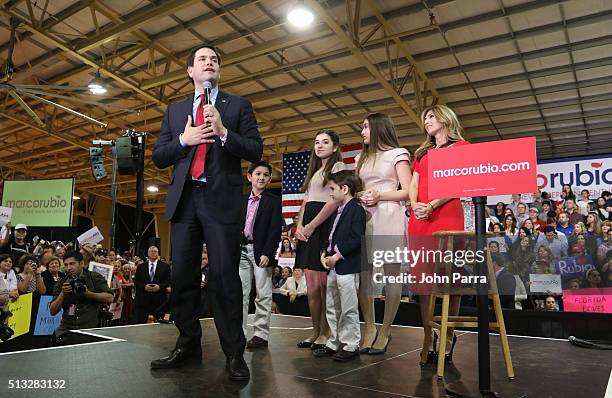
[0,310,14,342]
[69,277,87,294]
[30,261,39,269]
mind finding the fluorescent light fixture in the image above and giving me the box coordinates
[147,185,159,193]
[288,4,314,27]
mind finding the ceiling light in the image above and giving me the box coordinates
[88,71,107,95]
[288,3,314,27]
[147,185,159,193]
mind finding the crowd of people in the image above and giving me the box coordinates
[485,188,612,310]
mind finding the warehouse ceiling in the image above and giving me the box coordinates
[0,0,610,212]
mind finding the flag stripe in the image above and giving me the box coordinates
[282,143,362,224]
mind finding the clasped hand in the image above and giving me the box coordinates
[413,202,432,220]
[182,105,225,146]
[359,189,380,207]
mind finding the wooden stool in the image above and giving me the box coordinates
[418,230,514,380]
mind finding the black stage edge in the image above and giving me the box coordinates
[1,315,610,398]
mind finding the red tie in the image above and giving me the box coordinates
[190,95,207,179]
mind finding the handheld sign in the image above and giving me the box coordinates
[77,226,104,245]
[0,206,11,227]
[428,137,537,199]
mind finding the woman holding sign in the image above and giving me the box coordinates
[409,105,469,364]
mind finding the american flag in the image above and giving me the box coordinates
[282,143,362,225]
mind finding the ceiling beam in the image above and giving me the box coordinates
[306,0,421,126]
[74,0,202,54]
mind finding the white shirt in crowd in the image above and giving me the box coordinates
[279,276,307,297]
[0,269,18,291]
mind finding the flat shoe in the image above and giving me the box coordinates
[297,341,313,349]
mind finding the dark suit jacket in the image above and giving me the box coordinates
[241,190,283,267]
[134,260,171,306]
[496,268,517,309]
[326,198,366,275]
[152,91,263,224]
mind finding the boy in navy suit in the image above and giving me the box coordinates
[239,161,282,348]
[314,170,365,362]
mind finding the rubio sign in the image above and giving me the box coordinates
[537,155,612,199]
[5,195,68,210]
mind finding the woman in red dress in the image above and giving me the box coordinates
[408,104,469,363]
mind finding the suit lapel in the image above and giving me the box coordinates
[181,95,195,126]
[331,199,356,245]
[216,90,230,119]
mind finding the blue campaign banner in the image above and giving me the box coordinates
[33,295,63,336]
[554,255,596,282]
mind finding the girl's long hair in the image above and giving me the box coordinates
[414,104,466,161]
[356,112,402,174]
[300,129,343,192]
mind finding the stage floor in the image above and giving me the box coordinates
[1,314,610,397]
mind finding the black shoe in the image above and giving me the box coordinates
[226,355,250,381]
[310,343,326,351]
[333,349,359,362]
[445,334,458,363]
[420,330,438,366]
[297,340,313,349]
[150,348,202,369]
[359,331,378,354]
[368,334,392,355]
[157,318,173,324]
[246,336,268,349]
[313,346,336,357]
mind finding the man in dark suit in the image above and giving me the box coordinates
[491,253,516,309]
[133,245,171,324]
[239,161,282,349]
[151,45,262,380]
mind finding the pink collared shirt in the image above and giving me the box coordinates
[243,192,262,240]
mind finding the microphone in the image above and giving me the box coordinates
[568,336,596,348]
[203,81,212,105]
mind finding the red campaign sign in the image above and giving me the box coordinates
[562,288,612,313]
[427,137,537,199]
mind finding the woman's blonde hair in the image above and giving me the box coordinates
[414,104,466,161]
[356,112,402,173]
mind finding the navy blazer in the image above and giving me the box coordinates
[325,198,366,275]
[152,91,263,224]
[241,190,283,266]
[134,260,171,304]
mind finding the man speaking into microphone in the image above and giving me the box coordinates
[151,45,262,380]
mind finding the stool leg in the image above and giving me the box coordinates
[493,293,515,380]
[437,294,450,378]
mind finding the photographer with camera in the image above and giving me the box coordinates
[16,254,46,294]
[49,251,113,341]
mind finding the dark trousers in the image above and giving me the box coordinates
[133,297,165,324]
[170,182,245,357]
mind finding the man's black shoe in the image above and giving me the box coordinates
[150,348,202,369]
[333,349,359,362]
[246,336,268,349]
[226,355,250,381]
[313,346,337,357]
